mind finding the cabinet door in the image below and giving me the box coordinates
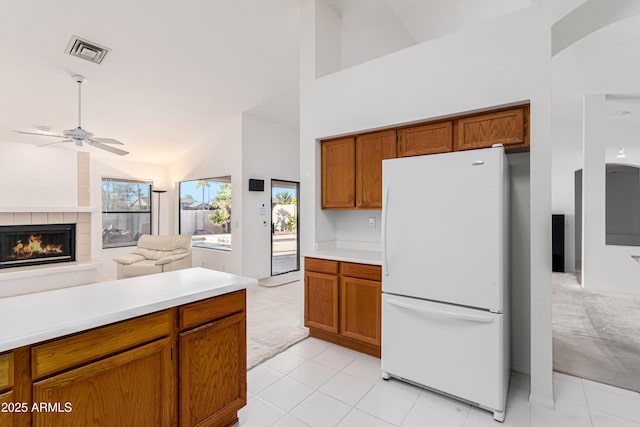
[305,271,339,333]
[398,121,453,157]
[179,312,246,427]
[455,108,527,151]
[356,130,397,209]
[32,338,172,427]
[0,391,13,427]
[339,276,381,346]
[322,137,356,209]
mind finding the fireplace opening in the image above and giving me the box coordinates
[0,224,76,269]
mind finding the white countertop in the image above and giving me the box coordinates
[0,267,257,352]
[305,248,382,265]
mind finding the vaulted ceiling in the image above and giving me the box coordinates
[0,0,301,164]
[1,1,638,165]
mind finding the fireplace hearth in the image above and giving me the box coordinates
[0,224,76,269]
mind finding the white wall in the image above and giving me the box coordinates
[241,113,300,279]
[339,0,415,71]
[509,153,532,374]
[581,96,640,295]
[551,119,582,272]
[552,115,640,292]
[0,142,77,208]
[168,115,243,275]
[91,156,170,279]
[300,0,552,402]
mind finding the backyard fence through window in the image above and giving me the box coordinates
[102,177,152,248]
[179,176,232,251]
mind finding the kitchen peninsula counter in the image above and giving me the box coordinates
[0,267,256,427]
[0,267,255,352]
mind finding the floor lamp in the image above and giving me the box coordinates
[152,189,167,235]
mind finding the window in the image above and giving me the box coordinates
[102,178,152,248]
[179,177,232,251]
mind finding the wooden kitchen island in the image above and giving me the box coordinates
[0,267,256,427]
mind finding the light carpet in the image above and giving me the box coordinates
[246,279,308,369]
[552,272,640,392]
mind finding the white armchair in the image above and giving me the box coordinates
[113,234,193,279]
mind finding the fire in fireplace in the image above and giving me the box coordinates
[0,224,76,269]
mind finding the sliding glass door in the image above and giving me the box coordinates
[271,180,299,276]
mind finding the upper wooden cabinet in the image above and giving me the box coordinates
[322,137,356,209]
[356,130,397,208]
[398,121,453,157]
[320,104,529,210]
[454,107,529,152]
[322,131,398,209]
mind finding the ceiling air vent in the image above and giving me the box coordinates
[65,36,110,64]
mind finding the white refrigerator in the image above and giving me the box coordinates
[381,146,510,422]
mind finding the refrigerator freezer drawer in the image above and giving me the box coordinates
[381,293,507,412]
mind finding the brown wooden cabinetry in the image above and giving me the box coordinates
[179,291,246,427]
[454,107,529,152]
[304,257,381,357]
[322,130,398,210]
[398,121,453,157]
[3,290,247,427]
[0,352,13,427]
[320,104,530,210]
[355,130,397,208]
[304,270,339,333]
[32,339,172,427]
[322,137,356,209]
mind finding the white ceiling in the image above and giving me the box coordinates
[2,1,638,165]
[552,13,640,132]
[0,0,301,164]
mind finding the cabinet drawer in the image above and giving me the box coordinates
[0,353,13,391]
[398,121,453,157]
[179,289,246,331]
[31,310,172,379]
[305,257,339,274]
[341,262,381,281]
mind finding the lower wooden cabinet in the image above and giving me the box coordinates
[304,258,381,357]
[179,312,246,427]
[304,271,339,333]
[3,290,247,427]
[0,391,13,427]
[340,276,381,347]
[32,339,172,427]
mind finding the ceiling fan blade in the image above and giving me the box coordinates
[87,139,129,156]
[38,139,72,148]
[92,137,124,145]
[13,130,66,138]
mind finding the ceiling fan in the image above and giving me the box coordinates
[14,74,129,156]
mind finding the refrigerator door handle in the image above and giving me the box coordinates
[382,185,389,276]
[387,299,495,323]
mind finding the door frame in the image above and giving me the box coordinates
[270,179,300,276]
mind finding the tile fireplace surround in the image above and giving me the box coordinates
[0,153,100,297]
[0,211,99,298]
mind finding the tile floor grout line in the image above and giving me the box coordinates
[580,378,597,427]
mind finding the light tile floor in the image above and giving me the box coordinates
[237,337,640,427]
